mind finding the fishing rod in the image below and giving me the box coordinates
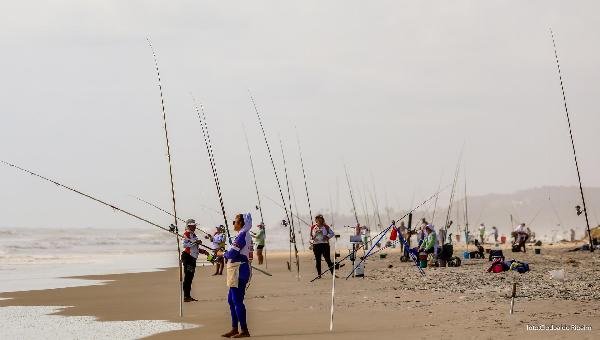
[526,204,545,226]
[191,98,232,243]
[146,38,184,317]
[361,222,425,276]
[547,194,563,227]
[280,137,301,279]
[242,124,268,268]
[343,163,361,278]
[329,190,335,227]
[345,185,451,279]
[367,192,380,234]
[344,164,360,226]
[430,172,443,226]
[360,184,371,227]
[370,173,384,234]
[444,148,464,234]
[249,92,295,267]
[264,195,312,227]
[1,161,273,279]
[550,28,593,252]
[464,166,469,248]
[0,161,216,251]
[296,128,313,224]
[384,190,392,224]
[311,184,450,282]
[130,195,212,238]
[290,183,307,252]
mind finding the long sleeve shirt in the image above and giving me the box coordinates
[310,224,334,244]
[183,230,199,259]
[437,228,447,245]
[225,213,254,263]
[421,231,438,252]
[212,233,226,250]
[253,229,266,246]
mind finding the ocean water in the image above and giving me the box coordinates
[0,306,199,339]
[0,227,186,293]
[0,227,205,339]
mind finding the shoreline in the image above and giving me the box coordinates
[1,246,599,339]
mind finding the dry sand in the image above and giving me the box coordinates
[1,243,599,340]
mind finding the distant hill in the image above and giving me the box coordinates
[264,186,600,249]
[446,186,600,241]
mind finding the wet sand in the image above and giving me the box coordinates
[1,244,599,339]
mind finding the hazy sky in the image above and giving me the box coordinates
[1,1,599,231]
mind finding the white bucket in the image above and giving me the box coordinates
[355,261,365,277]
[549,269,566,281]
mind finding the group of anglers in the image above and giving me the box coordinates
[390,218,544,264]
[180,213,258,338]
[181,211,338,338]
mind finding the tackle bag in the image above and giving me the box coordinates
[507,260,530,274]
[488,249,505,261]
[487,258,509,273]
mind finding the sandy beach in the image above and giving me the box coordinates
[1,243,598,339]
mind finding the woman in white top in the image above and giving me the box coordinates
[309,214,335,277]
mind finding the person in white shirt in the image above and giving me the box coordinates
[309,214,335,277]
[478,223,486,244]
[181,219,209,302]
[514,223,528,252]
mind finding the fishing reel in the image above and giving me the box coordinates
[281,219,288,228]
[575,205,583,216]
[169,224,178,233]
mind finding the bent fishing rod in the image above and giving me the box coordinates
[147,37,184,317]
[550,28,593,252]
[345,183,452,279]
[0,160,272,276]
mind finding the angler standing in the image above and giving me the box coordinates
[222,213,254,338]
[251,223,266,265]
[182,219,208,302]
[310,214,335,277]
[211,226,227,276]
[491,226,499,243]
[478,223,486,244]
